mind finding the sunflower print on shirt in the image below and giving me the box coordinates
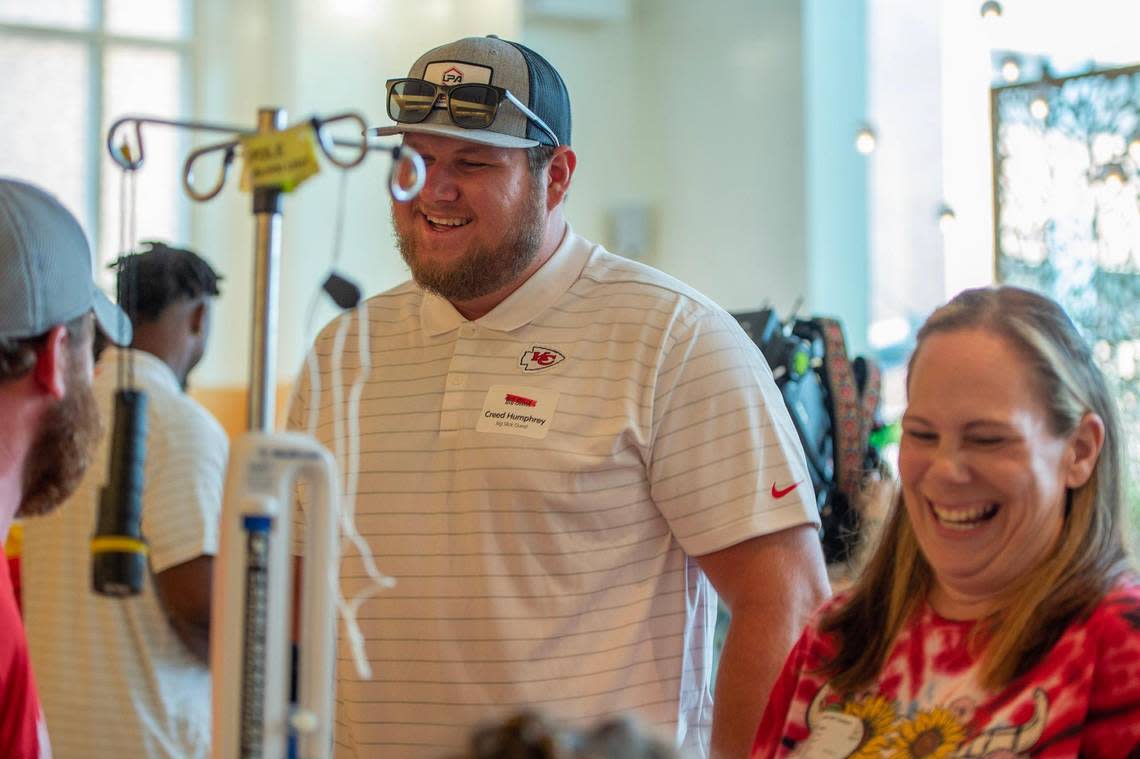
[797,688,1037,759]
[751,579,1140,759]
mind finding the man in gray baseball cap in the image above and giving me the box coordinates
[0,178,130,348]
[291,35,828,759]
[0,177,132,757]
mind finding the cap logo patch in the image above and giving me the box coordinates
[519,346,565,372]
[424,61,493,86]
[423,62,494,110]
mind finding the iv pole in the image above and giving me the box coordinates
[249,107,285,433]
[106,108,424,759]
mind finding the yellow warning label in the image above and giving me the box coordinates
[239,124,321,192]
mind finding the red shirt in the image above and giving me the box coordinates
[753,578,1140,758]
[0,546,48,758]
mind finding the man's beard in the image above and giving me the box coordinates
[394,180,546,302]
[18,365,102,518]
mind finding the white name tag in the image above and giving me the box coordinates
[793,712,864,758]
[476,385,559,439]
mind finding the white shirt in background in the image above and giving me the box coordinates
[23,349,227,759]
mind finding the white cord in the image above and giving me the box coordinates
[117,169,129,389]
[302,170,395,681]
[340,304,397,679]
[116,167,139,388]
[323,303,396,680]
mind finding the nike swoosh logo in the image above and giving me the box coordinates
[771,482,800,499]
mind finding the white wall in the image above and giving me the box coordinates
[866,0,945,335]
[524,0,813,318]
[938,0,995,303]
[804,0,869,355]
[520,6,643,255]
[644,0,810,315]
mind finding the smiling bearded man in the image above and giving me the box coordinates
[287,35,829,759]
[393,140,548,303]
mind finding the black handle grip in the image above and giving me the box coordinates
[92,389,149,597]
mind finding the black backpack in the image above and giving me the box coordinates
[733,307,884,564]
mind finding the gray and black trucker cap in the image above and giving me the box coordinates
[0,178,131,345]
[373,35,571,149]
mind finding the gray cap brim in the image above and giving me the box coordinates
[371,123,540,149]
[92,289,132,346]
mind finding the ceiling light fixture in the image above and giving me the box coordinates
[980,1,1003,19]
[855,124,877,155]
[938,204,957,233]
[1090,163,1127,191]
[1103,164,1126,191]
[1000,56,1021,83]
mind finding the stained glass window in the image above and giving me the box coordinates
[993,64,1140,537]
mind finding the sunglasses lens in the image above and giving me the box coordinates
[389,80,437,123]
[448,85,500,129]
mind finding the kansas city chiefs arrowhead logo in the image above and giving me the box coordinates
[519,346,565,372]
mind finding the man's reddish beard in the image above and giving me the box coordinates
[18,359,102,518]
[393,176,546,302]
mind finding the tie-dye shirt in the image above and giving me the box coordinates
[751,578,1140,759]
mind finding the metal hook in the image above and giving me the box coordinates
[310,113,369,170]
[389,145,425,202]
[107,115,251,173]
[183,141,240,202]
[106,117,146,171]
[105,112,423,202]
[311,114,424,202]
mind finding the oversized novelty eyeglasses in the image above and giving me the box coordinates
[384,78,560,147]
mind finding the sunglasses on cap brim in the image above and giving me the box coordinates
[381,78,560,147]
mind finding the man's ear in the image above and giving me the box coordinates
[545,146,577,210]
[1065,412,1106,489]
[32,325,69,400]
[189,300,207,337]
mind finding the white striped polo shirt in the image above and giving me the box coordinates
[289,226,819,758]
[23,349,227,759]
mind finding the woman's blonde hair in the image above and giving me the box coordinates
[820,286,1132,692]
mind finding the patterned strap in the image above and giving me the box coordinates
[859,358,881,439]
[816,318,865,504]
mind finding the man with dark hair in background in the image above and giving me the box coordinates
[23,241,227,759]
[0,177,132,759]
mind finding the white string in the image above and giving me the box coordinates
[115,165,139,388]
[126,170,138,388]
[117,169,129,390]
[322,305,395,680]
[335,303,395,680]
[330,170,348,268]
[302,170,395,681]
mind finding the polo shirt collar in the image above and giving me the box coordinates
[101,348,182,394]
[420,223,591,337]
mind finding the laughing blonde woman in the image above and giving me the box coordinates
[751,286,1140,758]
